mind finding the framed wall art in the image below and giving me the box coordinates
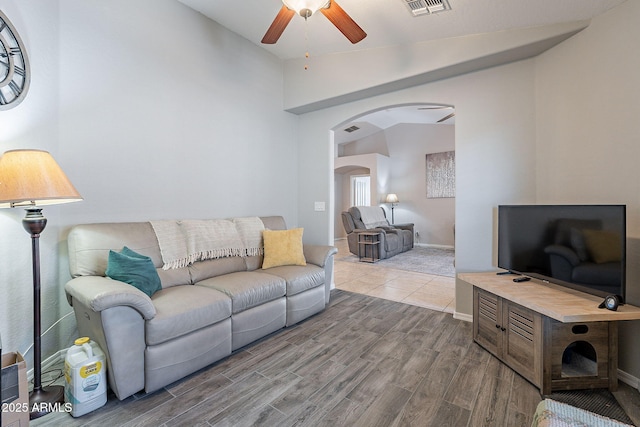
[426,151,455,198]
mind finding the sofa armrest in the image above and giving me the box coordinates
[303,244,338,268]
[354,227,390,236]
[393,223,414,232]
[65,276,156,320]
[303,244,338,305]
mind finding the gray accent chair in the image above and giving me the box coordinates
[64,216,337,400]
[341,206,414,259]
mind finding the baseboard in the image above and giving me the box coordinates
[453,311,473,322]
[618,369,640,390]
[415,243,455,250]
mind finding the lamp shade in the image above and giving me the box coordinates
[386,193,399,204]
[0,149,82,208]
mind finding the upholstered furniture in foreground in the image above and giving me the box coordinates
[532,399,632,426]
[64,216,336,401]
[341,206,414,259]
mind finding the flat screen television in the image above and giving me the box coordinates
[497,205,626,301]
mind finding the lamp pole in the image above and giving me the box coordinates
[23,208,64,420]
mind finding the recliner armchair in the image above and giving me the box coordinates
[341,206,414,259]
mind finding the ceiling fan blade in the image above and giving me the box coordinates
[437,112,456,123]
[320,0,367,44]
[261,6,295,44]
[418,106,453,110]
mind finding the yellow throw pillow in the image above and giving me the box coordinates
[262,228,306,269]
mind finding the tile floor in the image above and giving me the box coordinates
[333,239,456,313]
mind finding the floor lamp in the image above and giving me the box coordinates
[0,149,82,420]
[385,193,399,224]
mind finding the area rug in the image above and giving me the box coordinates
[548,389,633,425]
[337,246,455,277]
[533,399,633,426]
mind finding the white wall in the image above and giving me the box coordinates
[297,59,538,316]
[334,153,389,224]
[0,0,297,368]
[384,123,455,247]
[0,0,67,368]
[535,0,640,381]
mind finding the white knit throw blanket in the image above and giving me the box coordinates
[150,219,256,270]
[358,206,389,229]
[149,220,188,270]
[233,217,264,256]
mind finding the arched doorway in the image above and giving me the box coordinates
[332,103,456,247]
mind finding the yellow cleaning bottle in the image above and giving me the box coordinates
[64,337,107,417]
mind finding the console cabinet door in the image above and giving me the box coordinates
[473,288,502,357]
[502,300,542,387]
[473,287,542,389]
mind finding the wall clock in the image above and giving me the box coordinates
[0,10,30,110]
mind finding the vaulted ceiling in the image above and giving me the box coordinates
[177,0,626,60]
[176,0,627,136]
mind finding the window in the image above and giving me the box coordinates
[351,175,370,206]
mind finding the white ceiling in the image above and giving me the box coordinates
[175,0,626,140]
[176,0,626,60]
[333,105,455,144]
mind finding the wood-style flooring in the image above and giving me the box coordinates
[34,289,543,427]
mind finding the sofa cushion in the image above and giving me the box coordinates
[146,285,231,346]
[197,271,286,314]
[106,247,162,298]
[262,228,306,269]
[156,267,192,289]
[188,257,247,283]
[68,222,163,278]
[263,265,325,297]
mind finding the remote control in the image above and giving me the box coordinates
[513,276,531,283]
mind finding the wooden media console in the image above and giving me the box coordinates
[459,272,640,395]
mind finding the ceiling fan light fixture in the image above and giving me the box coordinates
[282,0,330,17]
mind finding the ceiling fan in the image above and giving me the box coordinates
[262,0,367,45]
[437,112,455,123]
[417,106,455,123]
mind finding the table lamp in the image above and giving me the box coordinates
[385,193,399,224]
[0,149,82,419]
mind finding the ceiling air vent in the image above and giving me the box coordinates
[344,125,360,133]
[402,0,451,17]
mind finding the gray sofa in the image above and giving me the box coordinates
[64,216,337,401]
[341,206,414,259]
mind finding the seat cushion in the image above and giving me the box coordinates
[197,271,286,314]
[263,265,324,296]
[146,285,231,346]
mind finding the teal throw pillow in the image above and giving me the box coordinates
[106,246,162,297]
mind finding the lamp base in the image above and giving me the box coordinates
[29,385,65,420]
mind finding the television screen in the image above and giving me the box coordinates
[498,205,626,301]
